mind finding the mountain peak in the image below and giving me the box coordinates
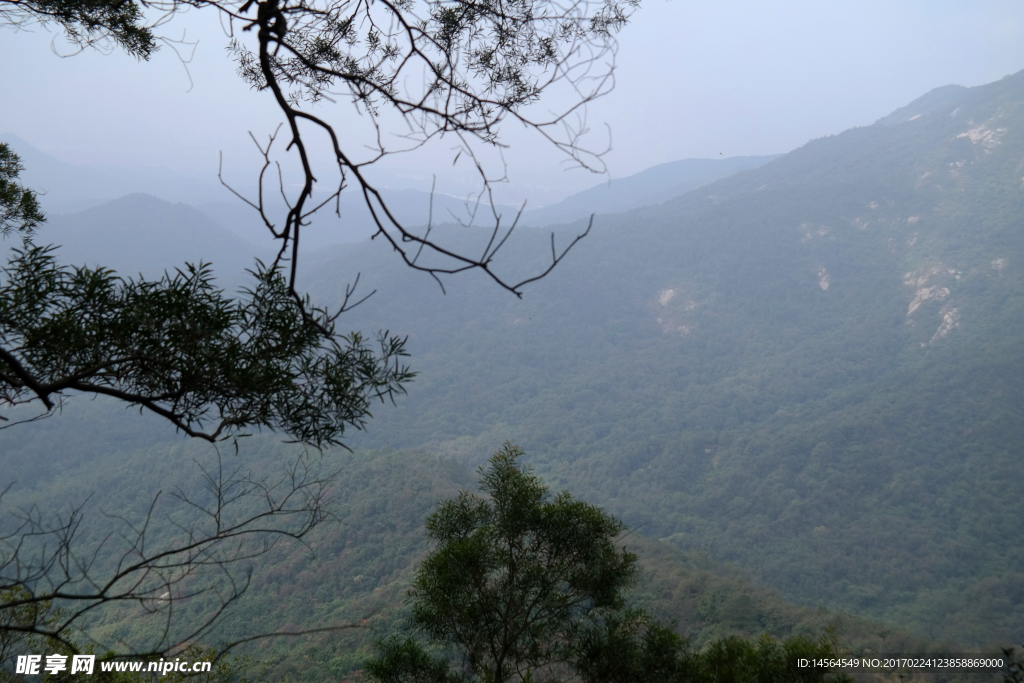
[39,193,265,282]
[874,83,970,127]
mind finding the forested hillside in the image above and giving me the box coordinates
[298,70,1024,645]
[0,409,950,681]
[2,70,1023,678]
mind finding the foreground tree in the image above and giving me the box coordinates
[4,0,637,310]
[1,143,412,445]
[367,442,638,682]
[1,0,639,448]
[366,444,853,683]
[0,441,333,659]
[0,59,429,653]
[0,145,375,660]
[1,0,637,455]
[3,0,639,663]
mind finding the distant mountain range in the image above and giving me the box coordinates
[1,131,778,253]
[518,155,778,226]
[0,134,228,214]
[38,193,264,282]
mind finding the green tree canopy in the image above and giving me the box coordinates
[0,0,154,58]
[367,444,855,683]
[0,143,412,447]
[0,144,44,239]
[368,442,638,682]
[0,0,639,440]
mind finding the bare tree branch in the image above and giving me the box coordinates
[0,448,343,660]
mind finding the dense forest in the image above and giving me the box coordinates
[303,70,1024,646]
[2,70,1023,679]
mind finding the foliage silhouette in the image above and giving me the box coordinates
[367,444,853,683]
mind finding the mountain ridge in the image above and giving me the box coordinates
[2,132,788,248]
[38,192,267,282]
[293,69,1024,645]
[2,70,1022,659]
[518,154,781,226]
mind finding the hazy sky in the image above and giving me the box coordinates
[2,0,1023,203]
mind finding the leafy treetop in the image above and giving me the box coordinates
[366,443,856,682]
[0,143,412,447]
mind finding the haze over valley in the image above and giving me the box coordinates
[7,0,1024,674]
[3,62,1024,680]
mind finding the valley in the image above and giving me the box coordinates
[2,70,1023,679]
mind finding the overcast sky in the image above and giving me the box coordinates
[2,0,1023,204]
